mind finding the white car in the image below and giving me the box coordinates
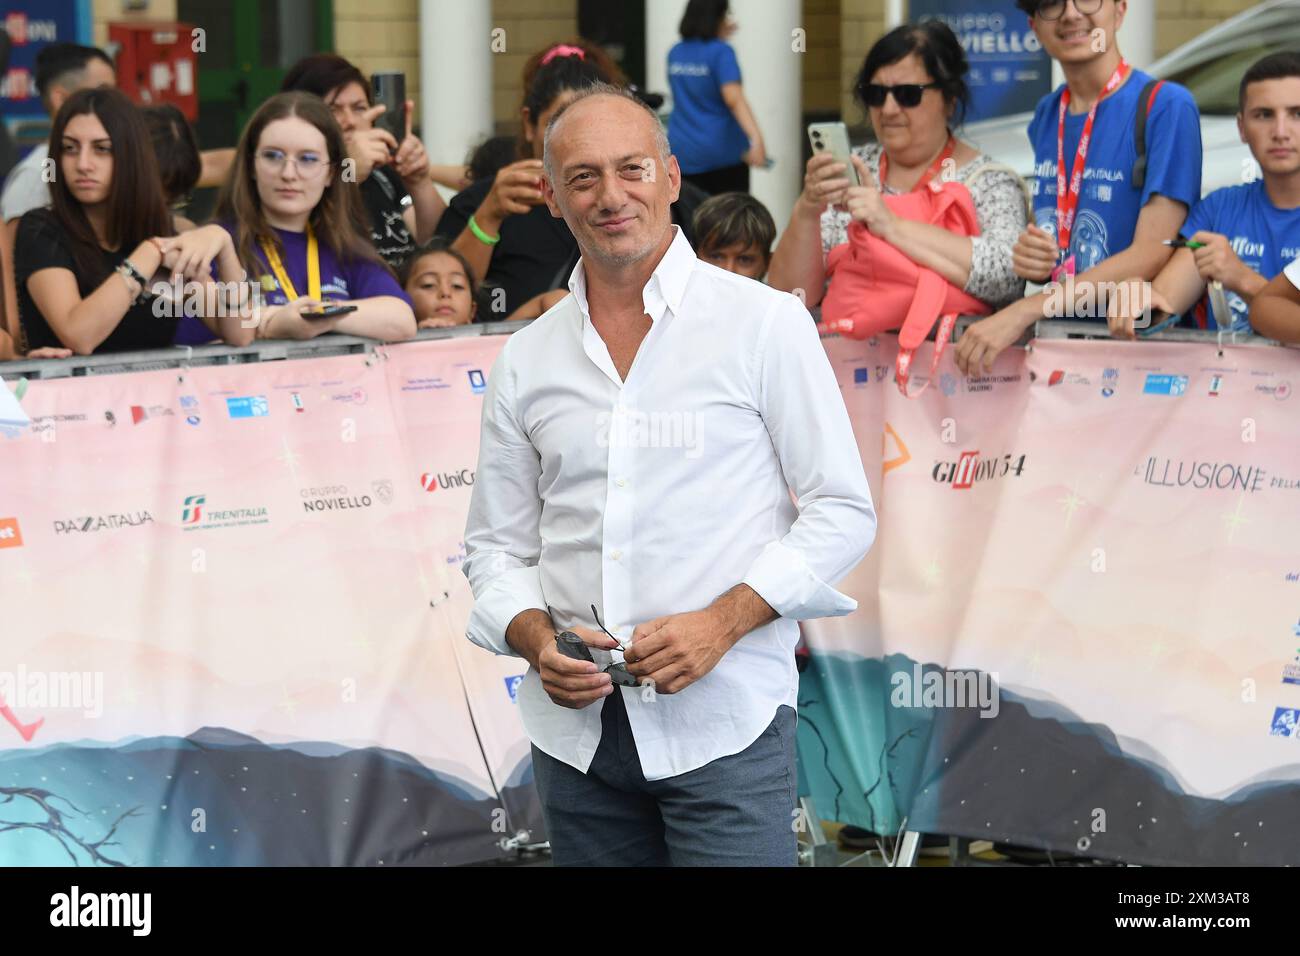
[962,0,1300,195]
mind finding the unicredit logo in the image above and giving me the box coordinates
[420,469,476,492]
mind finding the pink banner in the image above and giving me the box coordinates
[805,332,1300,864]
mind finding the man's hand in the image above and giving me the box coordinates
[538,625,619,709]
[1189,231,1249,292]
[623,608,738,695]
[1012,225,1057,283]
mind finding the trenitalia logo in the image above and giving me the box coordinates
[933,452,1026,489]
[420,469,476,492]
[182,495,205,524]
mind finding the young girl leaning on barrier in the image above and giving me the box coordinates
[14,87,253,355]
[205,91,415,344]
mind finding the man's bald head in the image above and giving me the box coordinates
[542,83,671,183]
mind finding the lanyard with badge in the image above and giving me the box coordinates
[260,226,322,302]
[1053,60,1129,282]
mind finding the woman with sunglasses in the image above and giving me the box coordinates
[201,92,414,343]
[767,21,1027,314]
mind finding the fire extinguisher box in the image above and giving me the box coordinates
[109,21,198,121]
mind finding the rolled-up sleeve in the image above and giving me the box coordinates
[461,339,547,657]
[742,294,877,619]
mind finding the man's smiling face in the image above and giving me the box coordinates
[543,94,681,269]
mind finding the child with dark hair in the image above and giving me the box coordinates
[14,88,252,355]
[399,237,478,329]
[691,192,775,280]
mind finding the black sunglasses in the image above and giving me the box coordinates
[551,604,638,687]
[861,82,942,109]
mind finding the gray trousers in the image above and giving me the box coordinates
[530,687,798,866]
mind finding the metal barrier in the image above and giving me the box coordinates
[0,316,1288,382]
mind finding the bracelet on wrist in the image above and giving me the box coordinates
[468,214,500,246]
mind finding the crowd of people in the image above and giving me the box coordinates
[2,0,1299,365]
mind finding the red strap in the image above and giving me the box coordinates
[1056,60,1130,262]
[1146,80,1165,114]
[895,314,958,398]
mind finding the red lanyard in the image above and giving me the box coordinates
[1056,60,1129,261]
[878,134,956,193]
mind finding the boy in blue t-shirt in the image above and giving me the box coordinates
[956,0,1203,376]
[1110,52,1300,336]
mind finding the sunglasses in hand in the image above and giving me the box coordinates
[552,604,638,687]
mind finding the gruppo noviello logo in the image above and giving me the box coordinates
[1270,706,1300,737]
[420,468,476,492]
[1282,618,1300,687]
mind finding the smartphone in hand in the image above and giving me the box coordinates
[301,304,359,320]
[808,122,861,187]
[371,72,406,144]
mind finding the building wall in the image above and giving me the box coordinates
[91,0,179,47]
[804,0,843,115]
[1155,0,1258,57]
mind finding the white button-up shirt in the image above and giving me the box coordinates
[462,225,876,781]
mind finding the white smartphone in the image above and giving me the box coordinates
[807,121,861,187]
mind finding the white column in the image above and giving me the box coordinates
[645,0,687,112]
[1117,0,1155,69]
[419,0,492,168]
[728,0,802,236]
[885,0,906,30]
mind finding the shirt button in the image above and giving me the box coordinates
[616,477,627,488]
[611,549,623,561]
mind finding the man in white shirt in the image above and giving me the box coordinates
[461,82,876,866]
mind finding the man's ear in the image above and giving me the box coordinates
[541,171,563,218]
[667,154,682,205]
[1236,111,1246,145]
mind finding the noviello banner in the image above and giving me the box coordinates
[0,339,528,866]
[4,331,1299,866]
[802,333,1300,865]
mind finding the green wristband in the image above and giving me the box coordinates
[468,214,500,246]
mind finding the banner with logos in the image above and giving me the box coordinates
[0,340,534,866]
[5,330,1300,866]
[802,333,1300,865]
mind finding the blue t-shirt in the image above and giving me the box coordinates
[1028,70,1203,288]
[1178,180,1300,331]
[666,38,750,175]
[173,225,409,345]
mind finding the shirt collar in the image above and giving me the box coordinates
[567,224,695,323]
